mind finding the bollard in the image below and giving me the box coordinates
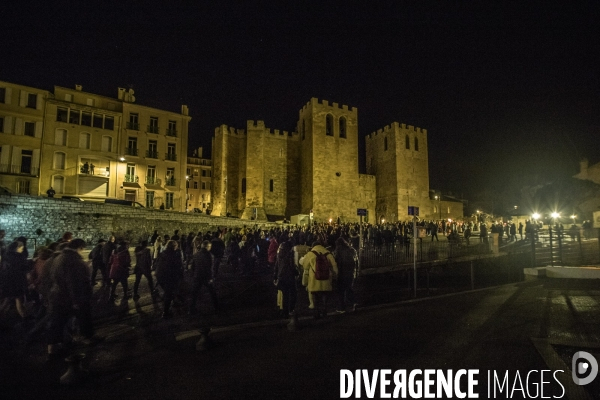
[60,353,87,385]
[287,311,300,331]
[195,328,213,351]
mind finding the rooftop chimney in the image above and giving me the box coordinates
[75,84,82,91]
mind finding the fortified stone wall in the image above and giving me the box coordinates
[0,194,284,247]
[300,98,360,222]
[366,122,431,222]
[358,174,377,223]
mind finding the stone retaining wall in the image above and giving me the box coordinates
[0,194,283,246]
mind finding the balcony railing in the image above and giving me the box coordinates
[147,125,159,134]
[124,174,139,183]
[146,150,159,159]
[165,177,176,186]
[145,176,161,185]
[127,122,140,130]
[0,164,39,176]
[125,147,138,156]
[166,128,177,137]
[165,153,177,161]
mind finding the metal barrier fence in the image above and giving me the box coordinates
[532,228,600,266]
[359,238,493,270]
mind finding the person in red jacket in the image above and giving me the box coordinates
[108,241,131,302]
[267,234,279,268]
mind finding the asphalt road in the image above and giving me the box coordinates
[2,277,600,400]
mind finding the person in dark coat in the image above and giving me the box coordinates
[333,237,358,313]
[102,235,116,269]
[1,241,29,318]
[108,241,131,302]
[133,240,154,301]
[210,231,225,278]
[227,237,240,273]
[89,239,107,286]
[150,230,159,246]
[46,239,94,358]
[189,240,218,315]
[273,240,298,316]
[155,240,184,318]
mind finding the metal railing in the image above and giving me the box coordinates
[165,153,177,161]
[127,122,140,130]
[0,164,39,176]
[166,128,177,137]
[147,125,159,134]
[360,238,493,270]
[165,177,176,186]
[145,176,161,185]
[146,150,159,159]
[532,227,599,266]
[125,147,138,156]
[124,174,139,183]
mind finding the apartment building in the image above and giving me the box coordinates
[186,147,212,213]
[120,90,190,210]
[40,85,122,198]
[1,80,191,211]
[0,81,48,195]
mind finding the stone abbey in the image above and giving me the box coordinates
[211,98,462,223]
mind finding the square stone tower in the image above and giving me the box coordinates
[366,122,430,223]
[297,98,360,222]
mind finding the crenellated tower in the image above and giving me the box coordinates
[365,122,430,222]
[297,98,360,222]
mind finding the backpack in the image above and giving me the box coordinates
[311,250,332,280]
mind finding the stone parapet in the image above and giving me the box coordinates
[0,194,285,246]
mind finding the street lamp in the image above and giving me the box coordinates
[185,175,190,213]
[434,195,441,220]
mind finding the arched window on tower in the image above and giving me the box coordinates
[415,137,419,151]
[279,148,283,158]
[384,137,388,151]
[326,114,333,136]
[405,135,410,149]
[339,116,347,138]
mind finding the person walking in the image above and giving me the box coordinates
[133,240,154,301]
[155,240,184,319]
[89,239,108,286]
[333,237,358,313]
[46,239,96,359]
[108,241,131,302]
[273,240,298,317]
[189,240,218,315]
[1,241,29,318]
[210,231,225,278]
[301,241,338,319]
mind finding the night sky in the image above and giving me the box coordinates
[2,2,599,199]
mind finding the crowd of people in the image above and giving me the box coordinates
[0,218,592,359]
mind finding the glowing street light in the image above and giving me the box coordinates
[551,212,560,219]
[532,213,540,220]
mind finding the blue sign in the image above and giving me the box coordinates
[357,208,367,216]
[408,206,419,216]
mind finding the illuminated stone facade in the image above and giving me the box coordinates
[211,98,448,223]
[0,81,190,211]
